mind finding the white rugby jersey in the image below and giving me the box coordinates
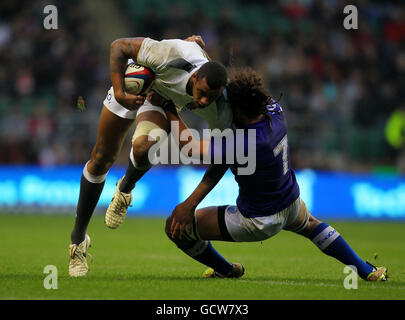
[135,38,233,130]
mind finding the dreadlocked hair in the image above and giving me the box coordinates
[227,67,273,122]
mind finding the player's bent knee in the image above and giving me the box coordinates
[295,215,322,239]
[132,137,153,159]
[304,216,322,236]
[132,120,168,146]
[132,137,157,168]
[131,121,169,167]
[164,216,181,243]
[90,148,118,174]
[284,199,311,235]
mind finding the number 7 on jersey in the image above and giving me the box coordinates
[273,135,289,175]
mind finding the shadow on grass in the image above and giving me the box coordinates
[242,275,405,289]
[2,272,404,291]
[65,274,205,282]
[0,273,45,281]
[0,271,203,282]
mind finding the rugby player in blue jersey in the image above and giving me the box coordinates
[165,68,387,281]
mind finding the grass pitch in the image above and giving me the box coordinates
[0,214,404,300]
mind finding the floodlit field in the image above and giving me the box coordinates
[1,214,404,300]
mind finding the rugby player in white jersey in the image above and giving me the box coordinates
[69,35,233,277]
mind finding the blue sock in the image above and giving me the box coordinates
[180,240,233,276]
[311,222,374,279]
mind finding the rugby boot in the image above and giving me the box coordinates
[69,234,91,277]
[105,177,132,229]
[366,261,388,281]
[203,263,245,279]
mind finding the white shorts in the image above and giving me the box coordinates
[103,86,167,120]
[218,198,303,242]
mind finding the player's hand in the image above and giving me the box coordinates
[169,201,196,240]
[185,35,205,49]
[146,90,165,107]
[115,92,145,110]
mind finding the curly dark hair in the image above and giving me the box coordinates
[226,68,272,121]
[196,61,228,89]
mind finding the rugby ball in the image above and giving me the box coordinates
[124,63,155,95]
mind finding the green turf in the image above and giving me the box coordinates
[0,214,404,300]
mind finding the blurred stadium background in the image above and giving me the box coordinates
[0,0,404,220]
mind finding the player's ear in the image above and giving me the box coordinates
[191,72,198,83]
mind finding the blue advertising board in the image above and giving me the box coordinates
[0,165,404,220]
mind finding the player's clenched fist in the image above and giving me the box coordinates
[115,92,145,110]
[168,201,195,240]
[146,90,165,107]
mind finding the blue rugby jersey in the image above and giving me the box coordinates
[210,102,300,217]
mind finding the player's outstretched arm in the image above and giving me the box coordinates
[146,90,210,159]
[166,111,210,160]
[110,37,146,110]
[169,163,229,240]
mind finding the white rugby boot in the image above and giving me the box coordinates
[105,177,132,229]
[69,234,91,277]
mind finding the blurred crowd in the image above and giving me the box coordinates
[0,0,404,173]
[0,0,107,165]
